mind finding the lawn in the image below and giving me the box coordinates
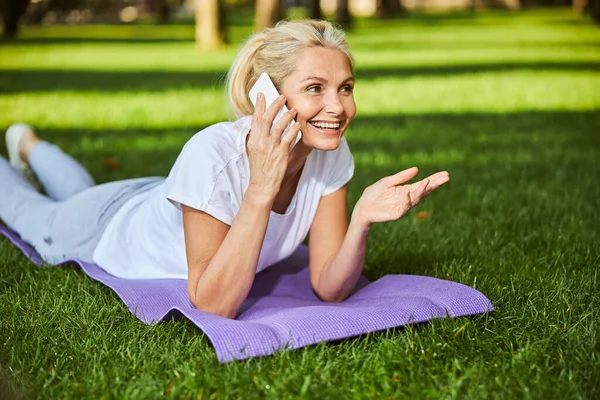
[1,8,599,399]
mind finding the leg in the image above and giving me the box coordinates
[29,141,96,201]
[0,155,163,263]
[8,124,96,201]
[0,156,56,249]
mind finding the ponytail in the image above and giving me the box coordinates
[226,33,266,118]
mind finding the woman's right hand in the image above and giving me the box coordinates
[246,93,301,204]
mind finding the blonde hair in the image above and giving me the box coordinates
[226,20,355,118]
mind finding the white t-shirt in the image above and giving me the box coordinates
[93,116,354,280]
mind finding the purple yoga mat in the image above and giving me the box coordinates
[1,225,493,362]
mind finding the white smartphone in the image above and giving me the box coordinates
[249,72,302,149]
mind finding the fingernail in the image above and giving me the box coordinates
[278,95,285,100]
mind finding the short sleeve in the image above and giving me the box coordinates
[164,130,237,225]
[322,136,355,196]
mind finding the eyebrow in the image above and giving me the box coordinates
[300,76,355,84]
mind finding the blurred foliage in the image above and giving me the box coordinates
[2,0,600,40]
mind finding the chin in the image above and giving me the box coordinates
[301,125,346,151]
[301,134,343,151]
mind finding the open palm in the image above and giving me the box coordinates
[354,167,450,225]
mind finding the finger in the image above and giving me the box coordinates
[381,167,419,187]
[426,171,449,183]
[408,178,429,207]
[403,190,413,212]
[281,121,301,150]
[271,108,298,141]
[423,172,450,195]
[254,92,266,116]
[417,178,430,199]
[250,93,267,137]
[260,94,287,130]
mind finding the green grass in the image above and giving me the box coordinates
[1,8,600,399]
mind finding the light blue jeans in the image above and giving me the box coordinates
[0,142,162,263]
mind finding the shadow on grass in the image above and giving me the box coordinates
[2,61,599,94]
[0,69,228,94]
[353,9,537,27]
[0,365,24,400]
[15,109,596,143]
[2,36,196,45]
[0,111,598,350]
[6,110,593,281]
[12,109,596,174]
[6,35,598,49]
[355,61,600,80]
[350,40,600,51]
[545,17,600,27]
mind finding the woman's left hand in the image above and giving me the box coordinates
[353,167,450,226]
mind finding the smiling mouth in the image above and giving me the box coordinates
[308,121,342,130]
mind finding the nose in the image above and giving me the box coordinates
[324,92,344,116]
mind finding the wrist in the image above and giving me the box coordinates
[244,186,275,208]
[350,205,372,232]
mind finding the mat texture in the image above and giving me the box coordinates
[1,225,493,362]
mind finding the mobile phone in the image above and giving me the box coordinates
[249,72,302,148]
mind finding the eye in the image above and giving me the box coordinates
[306,85,322,93]
[340,85,354,94]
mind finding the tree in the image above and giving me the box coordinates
[254,0,283,32]
[574,0,600,24]
[375,0,405,19]
[307,0,321,20]
[590,0,600,23]
[1,0,31,39]
[195,0,226,50]
[335,0,351,29]
[153,0,171,24]
[573,0,587,13]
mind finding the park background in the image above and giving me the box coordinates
[1,0,599,398]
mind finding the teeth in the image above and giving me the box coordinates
[310,121,341,129]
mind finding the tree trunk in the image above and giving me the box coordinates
[590,0,600,24]
[573,0,587,14]
[390,0,405,14]
[375,0,389,19]
[2,0,31,39]
[153,0,170,23]
[307,0,321,19]
[504,0,520,10]
[195,0,225,50]
[376,0,404,18]
[335,0,351,29]
[254,0,282,32]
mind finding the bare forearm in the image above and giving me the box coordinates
[314,215,371,302]
[193,193,271,318]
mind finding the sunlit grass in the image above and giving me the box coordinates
[1,8,599,400]
[2,41,598,71]
[1,71,598,130]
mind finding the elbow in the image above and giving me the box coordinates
[311,277,349,303]
[312,286,347,303]
[187,285,239,319]
[187,275,240,319]
[189,295,238,319]
[320,294,347,303]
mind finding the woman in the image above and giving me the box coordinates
[0,20,449,319]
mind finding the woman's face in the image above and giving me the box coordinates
[279,47,356,152]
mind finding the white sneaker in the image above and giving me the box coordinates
[6,123,40,190]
